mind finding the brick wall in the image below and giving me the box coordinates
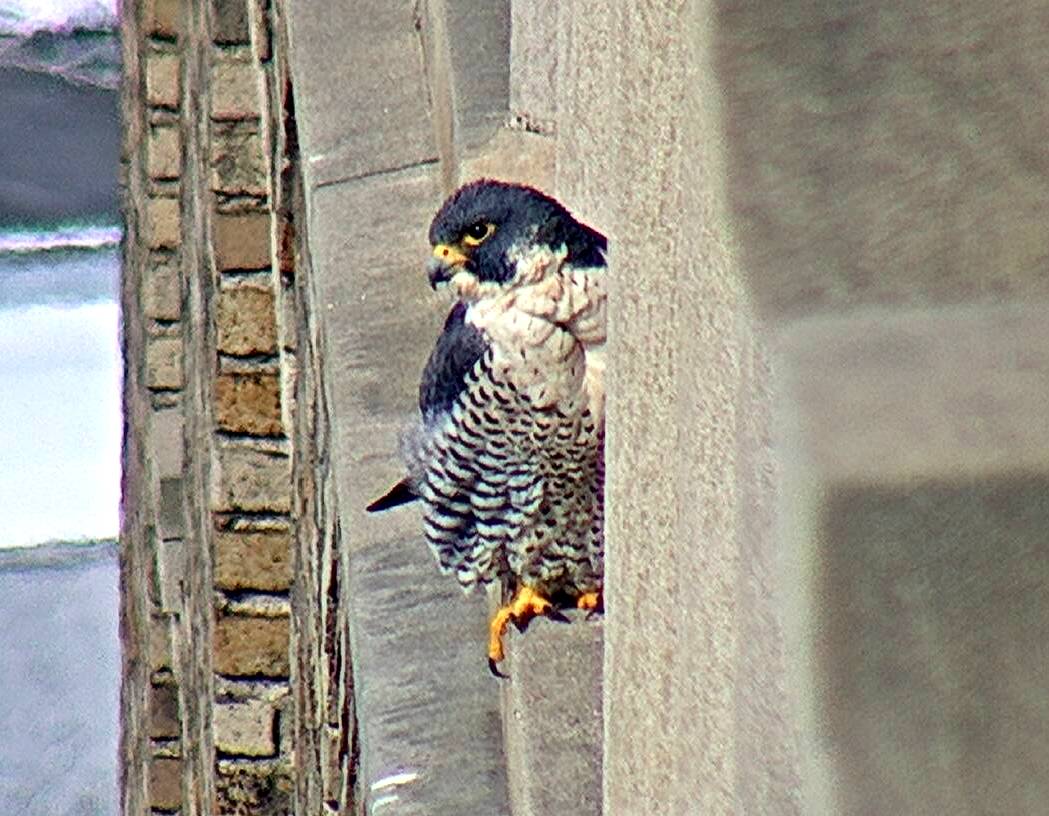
[121,1,351,813]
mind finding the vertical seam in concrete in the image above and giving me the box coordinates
[417,0,459,194]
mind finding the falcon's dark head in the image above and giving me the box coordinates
[426,179,606,291]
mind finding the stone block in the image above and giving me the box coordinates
[146,0,182,39]
[157,477,184,541]
[142,252,181,320]
[214,614,290,677]
[715,2,1049,321]
[216,285,277,355]
[155,535,184,613]
[150,615,172,672]
[211,444,290,513]
[510,0,558,129]
[152,407,185,479]
[148,125,180,180]
[216,760,293,815]
[215,372,282,435]
[145,53,181,109]
[149,683,181,739]
[212,0,251,45]
[146,335,183,390]
[283,0,436,182]
[211,120,267,196]
[215,530,292,592]
[210,47,261,120]
[149,756,182,810]
[214,699,276,757]
[145,197,180,250]
[439,0,511,149]
[803,477,1049,815]
[249,0,270,62]
[213,212,271,271]
[502,613,602,816]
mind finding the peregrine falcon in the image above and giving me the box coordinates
[368,179,607,676]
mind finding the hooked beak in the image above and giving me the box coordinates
[428,243,469,290]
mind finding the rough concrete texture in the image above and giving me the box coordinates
[716,2,1049,320]
[285,0,438,186]
[435,0,511,151]
[555,2,801,812]
[501,613,603,816]
[776,304,1049,813]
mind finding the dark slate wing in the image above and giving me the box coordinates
[367,303,486,514]
[419,301,488,422]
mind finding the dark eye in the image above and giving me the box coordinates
[462,222,495,246]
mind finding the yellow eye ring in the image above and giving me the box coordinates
[462,222,495,247]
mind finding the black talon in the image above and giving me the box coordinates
[488,657,509,679]
[546,608,571,624]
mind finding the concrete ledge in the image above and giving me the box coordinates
[348,539,510,815]
[502,612,602,816]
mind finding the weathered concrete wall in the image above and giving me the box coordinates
[554,3,800,812]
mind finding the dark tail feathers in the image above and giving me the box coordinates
[366,478,418,512]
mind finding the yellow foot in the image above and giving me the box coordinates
[576,591,602,612]
[488,586,565,678]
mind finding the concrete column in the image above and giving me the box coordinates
[555,3,801,813]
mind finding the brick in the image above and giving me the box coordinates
[211,120,267,196]
[250,0,271,62]
[212,0,250,44]
[215,373,282,436]
[149,683,181,739]
[214,530,292,592]
[142,253,181,320]
[150,615,172,672]
[216,285,277,354]
[214,212,271,271]
[146,0,182,38]
[146,197,180,249]
[210,49,261,120]
[148,125,180,179]
[152,407,185,478]
[214,700,276,756]
[158,477,184,540]
[214,615,290,677]
[146,336,183,390]
[211,445,290,514]
[146,53,181,109]
[216,761,293,815]
[149,756,182,810]
[155,536,184,613]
